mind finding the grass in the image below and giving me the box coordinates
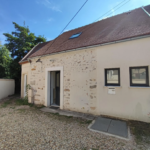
[79,120,92,124]
[129,121,150,145]
[16,109,26,113]
[0,99,12,108]
[15,98,32,106]
[82,148,98,150]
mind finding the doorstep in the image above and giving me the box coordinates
[40,107,96,120]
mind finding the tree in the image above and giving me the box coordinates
[3,22,46,93]
[0,45,12,78]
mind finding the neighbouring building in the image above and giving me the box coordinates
[19,5,150,123]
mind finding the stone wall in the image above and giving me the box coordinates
[29,48,97,114]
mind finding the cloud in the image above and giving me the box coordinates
[64,29,71,32]
[46,37,52,41]
[47,18,53,22]
[36,0,62,12]
[111,9,115,16]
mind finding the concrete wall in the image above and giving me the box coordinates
[0,79,15,100]
[21,37,150,122]
[21,63,30,98]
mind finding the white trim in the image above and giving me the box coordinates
[19,44,39,63]
[103,86,122,88]
[142,6,150,17]
[28,34,150,60]
[128,86,150,89]
[45,66,64,109]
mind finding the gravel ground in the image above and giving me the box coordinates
[0,97,146,150]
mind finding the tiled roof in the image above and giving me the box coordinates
[21,41,50,62]
[22,5,150,61]
[144,5,150,13]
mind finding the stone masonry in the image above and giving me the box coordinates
[29,48,97,114]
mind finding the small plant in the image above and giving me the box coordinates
[129,121,150,144]
[79,120,92,124]
[24,84,31,101]
[15,98,33,107]
[0,99,12,108]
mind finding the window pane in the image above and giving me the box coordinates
[131,68,146,84]
[107,70,119,84]
[70,32,82,39]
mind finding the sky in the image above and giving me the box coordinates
[0,0,150,45]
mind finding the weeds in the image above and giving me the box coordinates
[0,99,12,108]
[79,120,92,124]
[16,109,26,113]
[10,106,15,109]
[65,116,73,119]
[15,99,34,107]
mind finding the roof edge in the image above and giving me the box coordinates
[28,34,150,60]
[19,43,39,63]
[19,60,29,65]
[142,6,150,17]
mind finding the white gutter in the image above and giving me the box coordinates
[19,43,39,63]
[28,34,150,61]
[141,6,150,17]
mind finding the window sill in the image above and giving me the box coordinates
[128,86,150,89]
[103,86,122,88]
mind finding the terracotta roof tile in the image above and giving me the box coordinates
[21,41,50,62]
[26,5,150,59]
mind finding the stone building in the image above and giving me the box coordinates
[19,5,150,123]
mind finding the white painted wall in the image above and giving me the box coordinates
[21,63,30,98]
[0,79,15,100]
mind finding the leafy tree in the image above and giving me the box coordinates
[3,22,46,93]
[0,45,12,78]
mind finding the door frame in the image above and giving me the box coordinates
[45,66,63,109]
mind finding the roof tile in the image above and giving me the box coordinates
[24,5,150,60]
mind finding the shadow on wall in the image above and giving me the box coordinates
[0,79,15,100]
[135,103,143,120]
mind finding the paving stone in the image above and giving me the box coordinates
[91,117,111,132]
[108,120,128,138]
[90,117,128,139]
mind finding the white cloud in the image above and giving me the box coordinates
[36,0,62,12]
[47,18,53,22]
[46,37,52,41]
[64,29,71,32]
[111,9,115,16]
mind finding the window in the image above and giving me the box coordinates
[69,32,82,39]
[105,68,120,86]
[129,66,149,86]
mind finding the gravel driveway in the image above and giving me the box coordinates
[0,97,141,150]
